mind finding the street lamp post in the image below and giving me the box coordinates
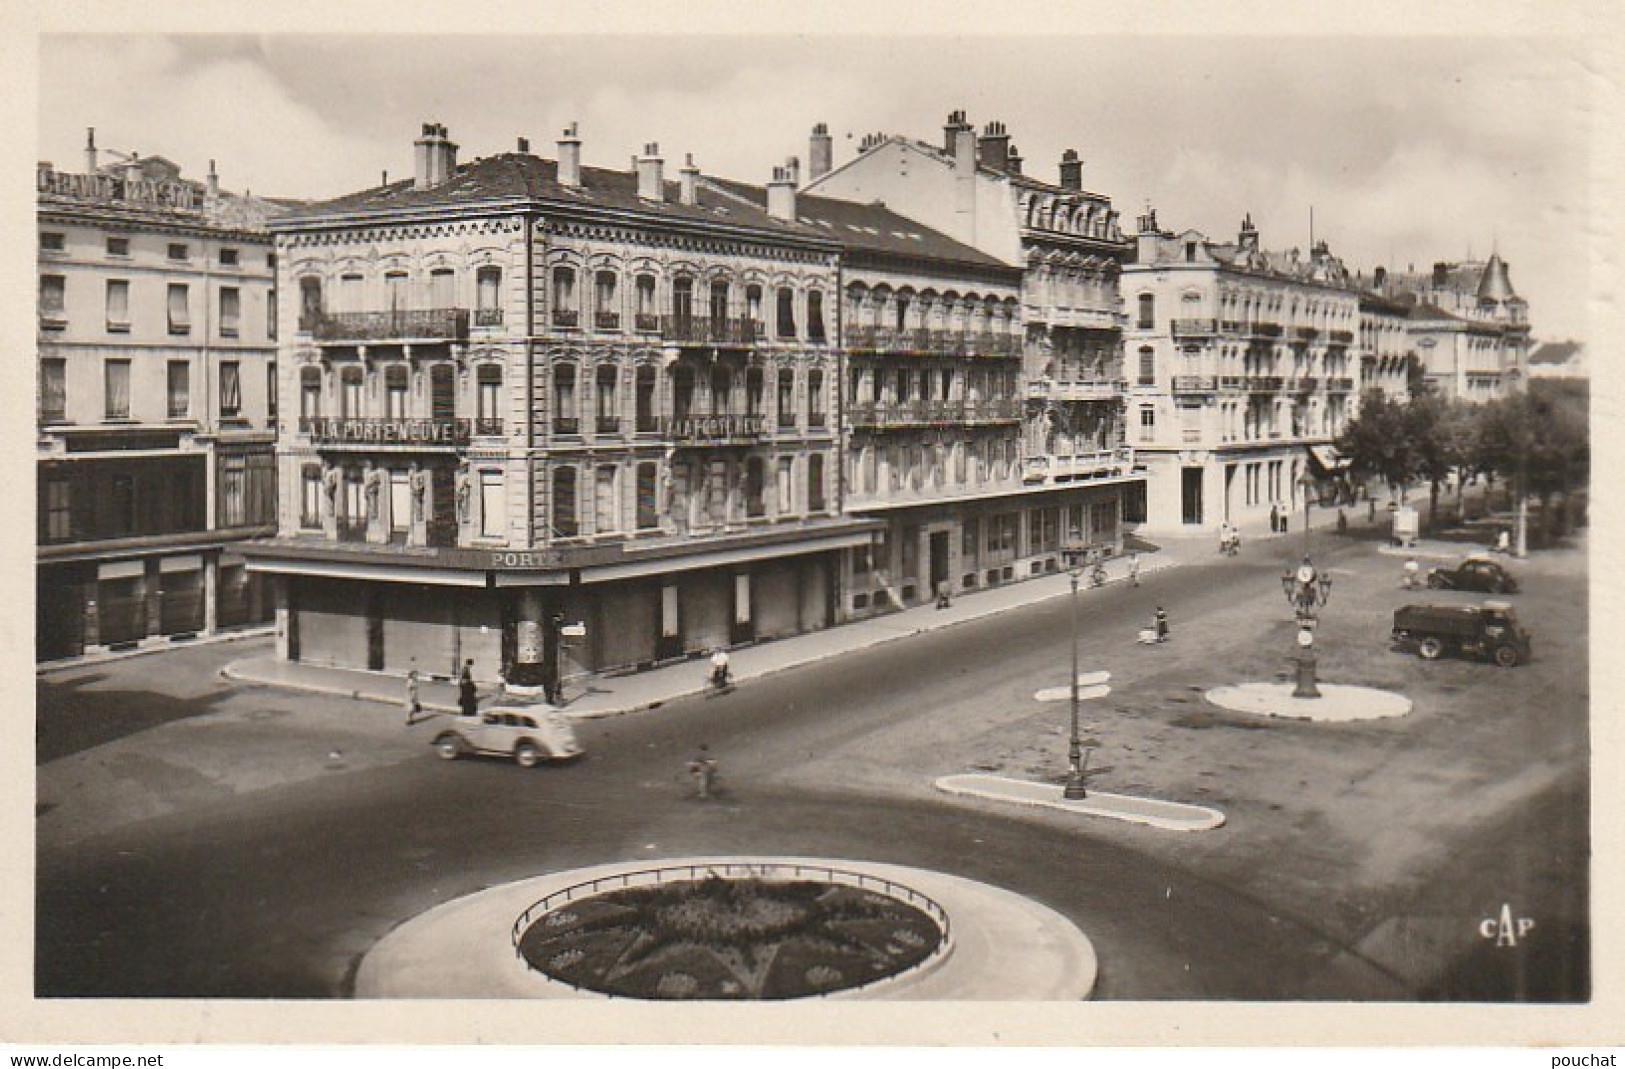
[1300,470,1315,555]
[1281,556,1333,698]
[1064,562,1087,799]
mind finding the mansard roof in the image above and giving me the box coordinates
[279,152,839,249]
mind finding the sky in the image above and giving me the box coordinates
[36,27,1598,344]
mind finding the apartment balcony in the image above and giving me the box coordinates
[660,413,766,445]
[1247,376,1284,392]
[1021,449,1132,484]
[552,309,580,330]
[1171,317,1218,339]
[595,311,621,331]
[1025,378,1125,402]
[1172,374,1217,394]
[473,307,504,328]
[847,325,1022,358]
[1328,329,1354,345]
[1031,306,1123,332]
[304,308,469,343]
[298,416,498,448]
[595,415,621,434]
[965,399,1023,423]
[1218,375,1246,391]
[1248,321,1284,339]
[633,312,661,333]
[1297,376,1320,391]
[1326,377,1355,392]
[554,416,581,436]
[1295,326,1319,341]
[662,316,762,346]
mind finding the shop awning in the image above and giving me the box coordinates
[1305,444,1351,474]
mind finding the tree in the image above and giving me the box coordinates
[1473,381,1589,545]
[1408,394,1477,533]
[1336,392,1417,502]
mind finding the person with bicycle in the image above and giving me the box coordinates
[687,744,719,800]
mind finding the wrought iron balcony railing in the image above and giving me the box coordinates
[305,308,469,342]
[1171,317,1218,338]
[662,316,761,346]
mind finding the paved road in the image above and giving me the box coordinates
[35,527,1587,1000]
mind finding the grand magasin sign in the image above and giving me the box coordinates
[302,417,472,446]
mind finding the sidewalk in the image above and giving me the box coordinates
[224,537,1208,721]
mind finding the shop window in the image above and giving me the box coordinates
[221,455,248,527]
[41,359,66,423]
[104,359,131,420]
[167,361,190,419]
[219,287,240,337]
[106,279,130,332]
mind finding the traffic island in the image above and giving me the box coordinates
[354,856,1098,1000]
[1204,682,1412,722]
[935,773,1225,832]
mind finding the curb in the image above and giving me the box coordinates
[935,773,1226,832]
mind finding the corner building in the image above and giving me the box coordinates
[245,124,874,684]
[37,139,286,661]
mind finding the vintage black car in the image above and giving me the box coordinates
[1392,600,1531,668]
[1426,556,1520,594]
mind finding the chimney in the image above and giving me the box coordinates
[951,113,976,240]
[206,159,219,200]
[413,122,458,190]
[1005,144,1023,176]
[84,127,97,174]
[1058,149,1083,191]
[809,122,833,180]
[767,164,797,221]
[557,122,581,187]
[943,109,970,154]
[679,153,700,206]
[977,121,1011,173]
[637,142,664,202]
[517,136,530,154]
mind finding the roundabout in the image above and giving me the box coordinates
[354,857,1099,1000]
[1204,682,1413,722]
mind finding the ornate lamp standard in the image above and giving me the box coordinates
[1064,556,1088,798]
[1281,555,1334,698]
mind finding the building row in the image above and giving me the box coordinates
[36,115,1531,677]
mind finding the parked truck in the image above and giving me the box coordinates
[1391,600,1531,668]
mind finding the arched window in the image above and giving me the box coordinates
[553,363,578,434]
[594,271,619,330]
[552,267,578,327]
[635,274,657,331]
[672,276,694,327]
[552,467,577,538]
[1138,345,1156,386]
[596,364,619,432]
[1137,293,1155,330]
[745,283,764,329]
[776,287,796,338]
[709,279,730,324]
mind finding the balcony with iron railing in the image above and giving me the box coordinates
[473,307,504,328]
[298,416,500,447]
[1171,317,1218,339]
[1326,377,1355,392]
[595,311,621,331]
[1021,448,1132,484]
[1026,377,1127,402]
[303,308,469,343]
[1295,326,1319,341]
[1248,321,1284,339]
[1328,329,1354,344]
[633,312,661,333]
[1218,375,1245,391]
[1297,376,1320,391]
[662,316,762,346]
[1248,375,1284,392]
[660,413,766,444]
[552,309,580,330]
[846,325,1022,358]
[1172,374,1217,394]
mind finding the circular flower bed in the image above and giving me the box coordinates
[517,873,946,999]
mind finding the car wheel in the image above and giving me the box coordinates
[435,736,462,761]
[1426,574,1444,589]
[1418,637,1444,661]
[515,743,541,768]
[1493,645,1520,668]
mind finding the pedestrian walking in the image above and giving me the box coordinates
[1336,508,1348,534]
[1269,504,1280,534]
[403,667,421,726]
[935,580,952,610]
[1154,606,1170,643]
[1128,552,1141,587]
[458,659,478,718]
[687,743,719,800]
